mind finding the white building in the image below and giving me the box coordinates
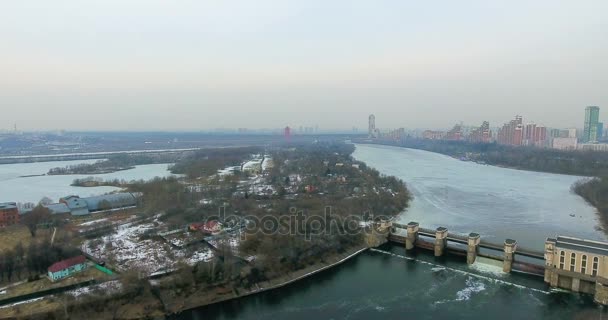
[552,137,578,150]
[578,143,608,152]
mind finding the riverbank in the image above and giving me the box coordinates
[0,246,370,319]
[50,166,135,176]
[164,245,369,316]
[354,139,608,177]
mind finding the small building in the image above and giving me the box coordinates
[44,203,71,215]
[288,174,302,186]
[242,159,263,174]
[60,196,90,216]
[189,221,222,235]
[545,236,608,304]
[47,255,88,282]
[0,202,19,227]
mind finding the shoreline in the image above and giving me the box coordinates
[165,245,369,316]
[0,246,371,319]
[354,141,595,178]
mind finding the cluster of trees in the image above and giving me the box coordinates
[169,146,263,179]
[572,177,608,220]
[0,241,80,283]
[71,177,126,187]
[371,138,608,177]
[47,153,183,175]
[127,177,193,215]
[21,205,53,237]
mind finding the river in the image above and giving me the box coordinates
[173,144,608,319]
[0,159,176,204]
[356,144,606,250]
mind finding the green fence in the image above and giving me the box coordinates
[95,264,114,275]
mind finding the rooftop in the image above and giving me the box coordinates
[83,193,136,211]
[48,255,87,273]
[0,202,17,210]
[555,236,608,256]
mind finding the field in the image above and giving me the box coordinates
[83,217,217,276]
[0,225,57,252]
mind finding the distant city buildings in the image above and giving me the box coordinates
[583,106,600,143]
[367,105,608,152]
[422,130,444,140]
[445,123,463,141]
[497,115,523,146]
[468,121,492,143]
[368,114,378,138]
[552,137,578,150]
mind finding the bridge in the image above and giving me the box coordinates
[389,222,546,276]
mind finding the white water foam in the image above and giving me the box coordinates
[369,248,549,295]
[434,277,487,305]
[469,257,506,277]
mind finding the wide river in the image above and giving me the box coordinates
[176,144,608,320]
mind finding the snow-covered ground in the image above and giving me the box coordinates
[79,218,109,226]
[262,156,273,171]
[66,280,123,298]
[83,218,219,275]
[217,166,240,176]
[0,297,44,309]
[242,160,262,172]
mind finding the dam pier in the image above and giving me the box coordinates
[385,221,608,305]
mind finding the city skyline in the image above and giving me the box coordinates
[1,1,607,131]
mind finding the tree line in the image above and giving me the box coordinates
[0,241,80,283]
[368,138,608,176]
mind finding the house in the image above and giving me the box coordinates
[59,196,90,216]
[44,203,71,215]
[47,255,88,282]
[242,159,263,174]
[189,221,222,235]
[0,202,19,227]
[288,174,302,186]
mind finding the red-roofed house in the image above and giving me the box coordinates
[189,221,222,235]
[47,255,88,282]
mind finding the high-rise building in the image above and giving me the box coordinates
[446,123,463,140]
[549,128,561,138]
[284,126,291,140]
[497,115,523,145]
[598,122,604,140]
[524,123,536,146]
[583,106,600,142]
[368,114,377,138]
[468,121,491,143]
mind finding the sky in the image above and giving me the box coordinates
[1,0,607,131]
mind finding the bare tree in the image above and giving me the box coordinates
[21,205,51,237]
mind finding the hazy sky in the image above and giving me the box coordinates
[1,0,607,131]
